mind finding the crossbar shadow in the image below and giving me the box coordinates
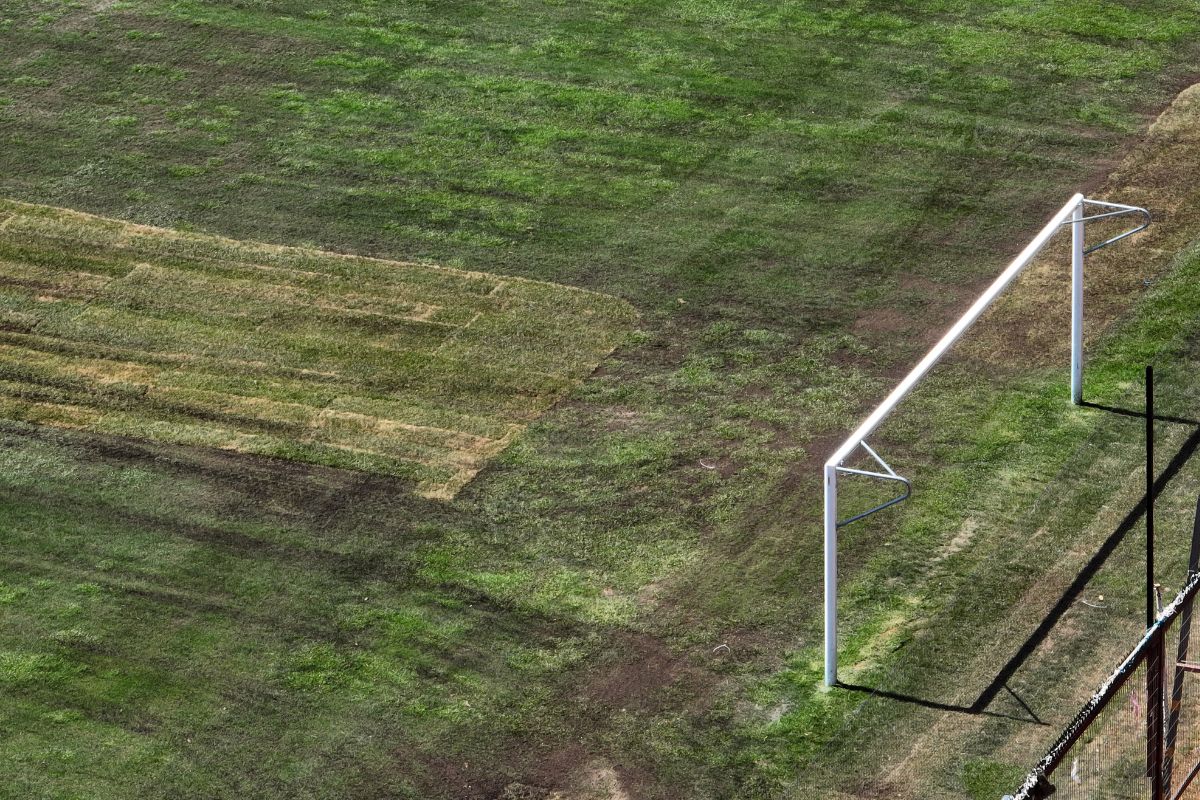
[840,403,1200,720]
[836,680,1046,724]
[1079,400,1200,427]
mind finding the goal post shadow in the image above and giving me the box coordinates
[1010,492,1200,800]
[836,411,1200,722]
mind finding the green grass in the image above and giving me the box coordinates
[0,199,633,498]
[3,1,1200,798]
[743,239,1200,796]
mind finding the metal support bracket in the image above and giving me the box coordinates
[835,441,911,527]
[1060,198,1152,254]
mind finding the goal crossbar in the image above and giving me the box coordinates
[823,193,1150,686]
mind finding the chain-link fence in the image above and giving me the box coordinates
[1012,572,1200,799]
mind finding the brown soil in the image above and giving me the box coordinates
[408,628,705,800]
[964,82,1200,367]
[847,778,909,799]
[580,632,694,714]
[853,307,914,336]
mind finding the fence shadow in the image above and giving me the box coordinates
[971,409,1200,713]
[841,402,1200,719]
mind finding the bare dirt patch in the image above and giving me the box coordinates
[500,758,639,800]
[931,518,979,565]
[965,82,1200,368]
[853,307,914,336]
[582,632,693,714]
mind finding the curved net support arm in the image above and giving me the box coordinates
[835,441,911,528]
[1072,198,1152,254]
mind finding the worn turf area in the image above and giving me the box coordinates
[0,200,633,498]
[5,1,1200,799]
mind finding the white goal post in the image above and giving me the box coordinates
[823,193,1150,687]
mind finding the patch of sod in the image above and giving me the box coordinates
[0,200,634,498]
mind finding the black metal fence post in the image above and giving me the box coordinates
[1151,623,1166,800]
[1148,364,1156,630]
[1146,365,1164,799]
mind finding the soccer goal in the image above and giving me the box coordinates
[824,193,1150,687]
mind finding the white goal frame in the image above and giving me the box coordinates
[823,193,1150,687]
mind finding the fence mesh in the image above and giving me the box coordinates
[1039,657,1150,798]
[1013,573,1200,800]
[1165,595,1200,800]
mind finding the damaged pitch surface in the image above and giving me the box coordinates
[0,200,634,498]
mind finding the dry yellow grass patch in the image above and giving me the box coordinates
[0,200,635,497]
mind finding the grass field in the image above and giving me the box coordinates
[4,1,1200,798]
[0,200,633,498]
